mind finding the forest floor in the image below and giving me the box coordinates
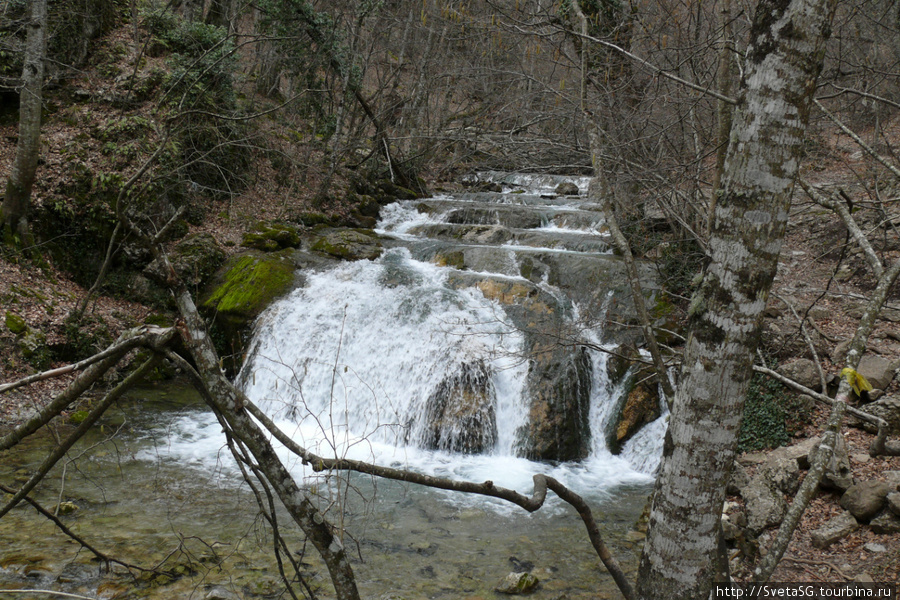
[2,100,900,592]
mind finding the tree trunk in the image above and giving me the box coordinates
[636,0,837,598]
[2,0,47,243]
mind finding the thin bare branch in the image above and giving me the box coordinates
[241,399,636,600]
[814,99,900,181]
[0,355,163,519]
[0,327,175,452]
[799,179,884,279]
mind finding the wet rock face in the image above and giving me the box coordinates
[420,360,498,454]
[443,271,595,462]
[309,228,383,261]
[519,342,593,462]
[613,383,661,451]
[604,344,662,454]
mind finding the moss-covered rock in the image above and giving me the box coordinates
[20,329,51,370]
[309,228,383,261]
[201,251,296,375]
[292,211,333,227]
[376,179,419,203]
[356,194,381,218]
[201,251,295,325]
[242,222,301,251]
[144,232,226,289]
[5,312,28,336]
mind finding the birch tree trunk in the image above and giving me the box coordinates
[2,0,47,243]
[636,0,837,597]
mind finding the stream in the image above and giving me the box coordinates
[1,172,667,600]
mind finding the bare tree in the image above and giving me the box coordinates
[637,0,838,596]
[2,0,47,245]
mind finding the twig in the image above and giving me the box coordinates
[815,100,900,182]
[0,355,162,519]
[240,397,636,600]
[0,483,147,574]
[780,557,853,581]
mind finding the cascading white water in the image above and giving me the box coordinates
[239,248,530,457]
[143,172,666,501]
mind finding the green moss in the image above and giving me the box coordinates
[143,314,173,327]
[242,222,301,251]
[310,229,383,261]
[202,254,294,319]
[68,410,90,425]
[5,312,27,336]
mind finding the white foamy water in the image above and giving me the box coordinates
[139,174,667,504]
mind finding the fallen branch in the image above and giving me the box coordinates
[780,557,853,581]
[240,398,636,600]
[0,591,101,600]
[0,326,174,452]
[0,483,147,574]
[0,354,162,519]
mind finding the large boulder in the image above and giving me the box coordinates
[309,228,383,261]
[742,473,786,535]
[776,359,823,391]
[857,355,896,391]
[420,360,497,454]
[447,273,594,462]
[759,457,801,496]
[145,232,226,289]
[201,251,296,374]
[201,251,295,327]
[519,341,593,461]
[840,481,893,523]
[810,512,858,549]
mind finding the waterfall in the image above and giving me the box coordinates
[238,249,530,458]
[231,172,666,495]
[144,172,666,499]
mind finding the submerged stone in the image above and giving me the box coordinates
[495,572,539,594]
